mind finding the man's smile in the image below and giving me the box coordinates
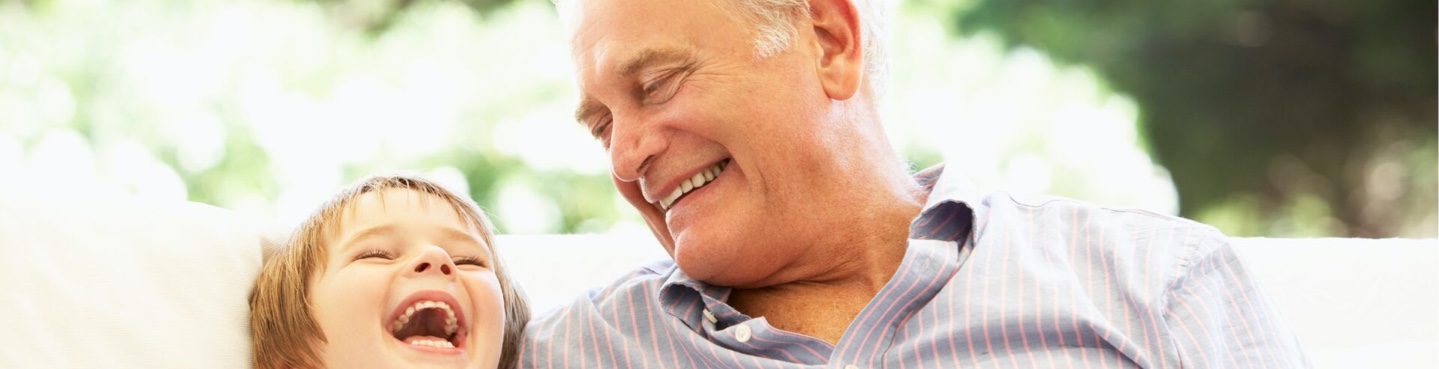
[656,159,730,211]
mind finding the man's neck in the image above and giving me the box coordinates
[725,179,927,344]
[726,276,893,344]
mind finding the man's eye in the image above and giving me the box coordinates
[592,116,612,148]
[355,249,395,261]
[453,256,488,268]
[642,76,669,95]
[642,71,684,104]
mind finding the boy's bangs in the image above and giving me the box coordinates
[303,178,495,273]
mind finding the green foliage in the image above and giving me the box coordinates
[0,0,628,233]
[952,0,1437,237]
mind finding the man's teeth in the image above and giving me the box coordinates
[390,300,459,337]
[659,160,728,210]
[409,339,456,349]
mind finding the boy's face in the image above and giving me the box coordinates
[309,189,505,369]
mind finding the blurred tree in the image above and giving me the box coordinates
[7,0,1429,236]
[306,0,520,33]
[296,0,1437,236]
[949,0,1437,237]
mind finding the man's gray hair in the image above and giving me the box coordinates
[557,0,895,99]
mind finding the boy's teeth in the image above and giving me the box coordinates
[409,339,456,349]
[444,307,458,335]
[391,300,460,336]
[658,160,727,210]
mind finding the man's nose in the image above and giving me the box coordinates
[609,114,667,183]
[406,247,456,277]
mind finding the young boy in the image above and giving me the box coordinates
[250,175,529,369]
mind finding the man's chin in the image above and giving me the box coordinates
[671,245,765,287]
[670,238,715,276]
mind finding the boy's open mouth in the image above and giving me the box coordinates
[387,294,467,350]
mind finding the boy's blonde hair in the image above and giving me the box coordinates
[249,175,529,369]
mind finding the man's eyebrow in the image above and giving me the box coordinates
[574,96,605,126]
[618,47,692,77]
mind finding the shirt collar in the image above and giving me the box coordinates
[656,163,982,324]
[909,163,984,242]
[657,263,732,330]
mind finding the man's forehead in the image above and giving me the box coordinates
[570,14,694,121]
[565,0,694,69]
[565,0,709,119]
[569,35,611,123]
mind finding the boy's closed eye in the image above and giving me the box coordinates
[452,256,488,269]
[355,249,396,261]
[354,249,488,269]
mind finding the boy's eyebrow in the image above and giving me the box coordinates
[436,226,492,259]
[338,224,398,251]
[339,223,492,259]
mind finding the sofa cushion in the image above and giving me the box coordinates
[0,187,281,368]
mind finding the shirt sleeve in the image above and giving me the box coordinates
[1162,231,1311,368]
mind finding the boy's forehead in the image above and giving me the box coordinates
[348,189,451,215]
[330,189,484,238]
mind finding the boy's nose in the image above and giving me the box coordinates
[414,262,451,275]
[408,247,456,277]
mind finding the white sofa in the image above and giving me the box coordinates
[1,191,1434,368]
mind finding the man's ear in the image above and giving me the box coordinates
[807,0,863,101]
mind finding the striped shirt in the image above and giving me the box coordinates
[520,164,1309,368]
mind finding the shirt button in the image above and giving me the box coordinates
[702,309,718,324]
[844,365,860,369]
[734,324,752,342]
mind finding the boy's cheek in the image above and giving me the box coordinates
[464,274,507,328]
[469,273,506,320]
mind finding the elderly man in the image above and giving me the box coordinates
[522,0,1309,367]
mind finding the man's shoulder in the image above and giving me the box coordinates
[527,259,676,325]
[518,259,679,363]
[606,259,679,293]
[976,191,1230,267]
[985,191,1222,237]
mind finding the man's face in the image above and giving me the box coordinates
[570,0,844,285]
[309,189,505,369]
